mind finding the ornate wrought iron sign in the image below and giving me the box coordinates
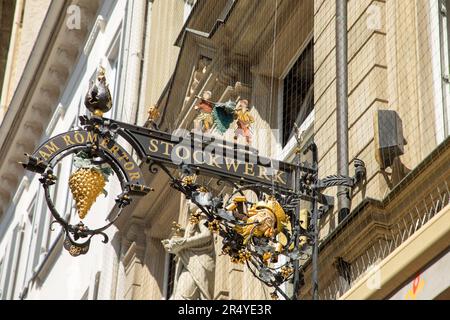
[106,119,297,191]
[21,68,366,299]
[23,128,151,256]
[26,130,147,189]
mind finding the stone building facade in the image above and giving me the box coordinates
[0,0,449,300]
[0,0,162,299]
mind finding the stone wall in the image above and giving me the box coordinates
[1,0,52,114]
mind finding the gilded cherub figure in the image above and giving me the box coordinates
[193,91,255,143]
[194,91,214,133]
[234,99,254,145]
[147,105,160,129]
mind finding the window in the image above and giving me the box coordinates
[64,156,76,221]
[106,31,123,120]
[1,224,25,300]
[27,198,36,225]
[31,191,51,273]
[439,0,450,137]
[164,253,177,299]
[64,122,77,222]
[17,197,38,297]
[18,197,37,296]
[282,39,314,146]
[59,120,76,222]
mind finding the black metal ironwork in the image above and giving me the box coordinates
[21,116,152,256]
[22,112,366,299]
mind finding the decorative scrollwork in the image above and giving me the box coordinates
[22,82,367,299]
[151,166,310,298]
[21,127,146,256]
[314,175,355,190]
[148,160,161,174]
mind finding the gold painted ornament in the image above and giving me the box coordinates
[69,152,113,220]
[231,249,252,264]
[189,210,202,225]
[280,266,294,279]
[208,220,220,233]
[68,245,82,257]
[69,168,105,219]
[235,196,288,244]
[262,252,272,264]
[147,105,160,122]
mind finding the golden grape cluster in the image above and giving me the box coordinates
[69,168,105,219]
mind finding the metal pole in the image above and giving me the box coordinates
[336,0,350,222]
[311,199,319,300]
[292,148,302,300]
[292,205,301,299]
[309,143,319,300]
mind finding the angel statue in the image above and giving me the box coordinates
[193,90,239,134]
[193,91,254,144]
[214,98,255,143]
[147,105,160,129]
[194,91,215,133]
[161,203,216,300]
[234,99,254,145]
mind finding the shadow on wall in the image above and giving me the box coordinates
[381,156,412,190]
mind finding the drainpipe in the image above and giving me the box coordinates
[336,0,350,222]
[123,0,146,125]
[137,0,153,126]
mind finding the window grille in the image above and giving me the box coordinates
[282,39,314,146]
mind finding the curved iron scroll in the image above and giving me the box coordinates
[146,161,308,300]
[22,125,152,256]
[22,113,367,299]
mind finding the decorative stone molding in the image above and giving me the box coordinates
[1,174,17,189]
[54,46,78,68]
[0,187,10,203]
[31,103,52,116]
[45,103,65,136]
[23,121,44,136]
[84,15,106,55]
[16,139,36,154]
[0,0,100,217]
[48,67,69,84]
[39,86,60,104]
